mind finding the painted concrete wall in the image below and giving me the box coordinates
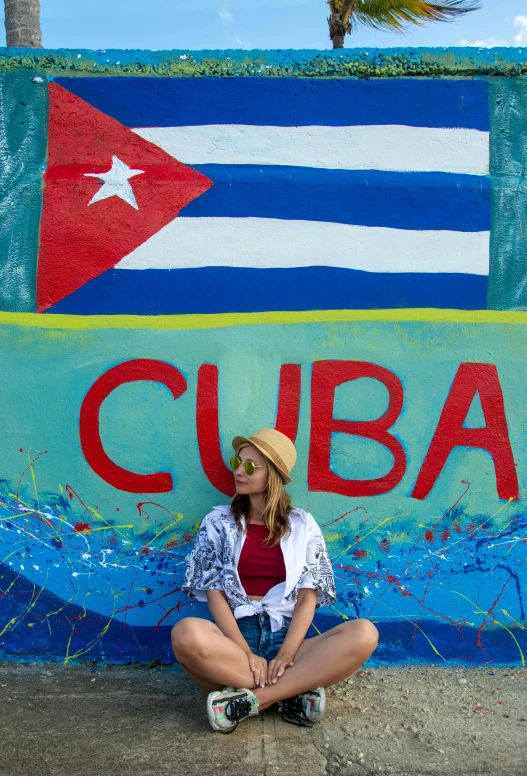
[1,48,526,667]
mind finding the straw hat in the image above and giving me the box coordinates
[232,428,297,484]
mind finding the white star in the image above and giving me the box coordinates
[84,155,144,210]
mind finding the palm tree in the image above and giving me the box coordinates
[4,0,42,47]
[328,0,481,49]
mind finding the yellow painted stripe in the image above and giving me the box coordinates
[1,309,527,331]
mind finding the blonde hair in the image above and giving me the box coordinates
[230,450,292,546]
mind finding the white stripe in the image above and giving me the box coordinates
[116,218,490,276]
[133,124,489,175]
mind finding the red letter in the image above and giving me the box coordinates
[412,363,518,501]
[308,361,406,497]
[80,359,187,493]
[275,364,302,442]
[197,364,301,496]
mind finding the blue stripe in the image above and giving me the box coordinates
[54,77,490,130]
[47,268,488,315]
[183,166,491,232]
[1,554,524,664]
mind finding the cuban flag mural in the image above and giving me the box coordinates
[2,61,526,669]
[38,77,491,314]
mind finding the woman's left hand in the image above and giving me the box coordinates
[267,649,296,684]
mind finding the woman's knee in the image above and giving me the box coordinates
[344,618,379,655]
[355,618,379,653]
[171,617,213,659]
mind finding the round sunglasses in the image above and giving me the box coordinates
[229,456,267,476]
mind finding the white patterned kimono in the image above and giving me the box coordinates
[182,505,336,632]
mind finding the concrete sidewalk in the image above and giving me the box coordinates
[0,665,525,776]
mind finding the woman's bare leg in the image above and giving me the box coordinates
[171,617,378,711]
[253,619,378,711]
[171,617,257,692]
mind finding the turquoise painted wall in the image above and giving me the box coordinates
[0,48,526,666]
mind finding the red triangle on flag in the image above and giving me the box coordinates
[37,82,213,312]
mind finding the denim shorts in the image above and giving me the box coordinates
[237,612,292,661]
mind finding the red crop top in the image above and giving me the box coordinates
[237,523,286,596]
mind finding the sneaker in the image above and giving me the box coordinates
[279,687,326,726]
[207,688,259,733]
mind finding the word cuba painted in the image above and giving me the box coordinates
[81,357,518,504]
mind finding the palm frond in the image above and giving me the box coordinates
[332,0,481,31]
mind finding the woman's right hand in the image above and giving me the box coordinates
[246,651,268,688]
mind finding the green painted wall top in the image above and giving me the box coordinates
[2,46,527,78]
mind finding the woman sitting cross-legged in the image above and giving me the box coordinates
[172,428,379,733]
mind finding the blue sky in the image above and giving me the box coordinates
[1,0,526,51]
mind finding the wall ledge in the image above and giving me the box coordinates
[2,46,527,78]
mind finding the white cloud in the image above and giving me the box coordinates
[460,37,508,47]
[219,7,233,22]
[218,4,250,48]
[460,13,527,48]
[514,15,527,45]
